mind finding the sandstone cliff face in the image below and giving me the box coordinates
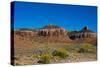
[14,25,97,44]
[68,26,97,44]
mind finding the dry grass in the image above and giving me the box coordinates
[12,33,97,65]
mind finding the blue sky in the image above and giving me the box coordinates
[12,1,97,32]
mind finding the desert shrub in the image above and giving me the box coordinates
[52,48,69,59]
[78,43,95,53]
[38,54,51,64]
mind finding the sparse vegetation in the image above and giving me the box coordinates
[14,33,97,65]
[52,48,69,59]
[78,43,95,53]
[38,54,51,64]
[14,42,97,65]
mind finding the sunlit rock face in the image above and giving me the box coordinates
[14,25,97,44]
[14,29,38,37]
[38,24,67,37]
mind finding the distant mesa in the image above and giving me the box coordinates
[38,24,66,37]
[79,26,94,33]
[69,26,96,40]
[14,24,97,44]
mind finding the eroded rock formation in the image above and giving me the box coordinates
[68,26,96,40]
[14,25,97,43]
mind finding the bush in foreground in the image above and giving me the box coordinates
[52,48,69,59]
[38,54,51,64]
[78,43,95,53]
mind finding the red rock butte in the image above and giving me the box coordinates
[14,25,97,44]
